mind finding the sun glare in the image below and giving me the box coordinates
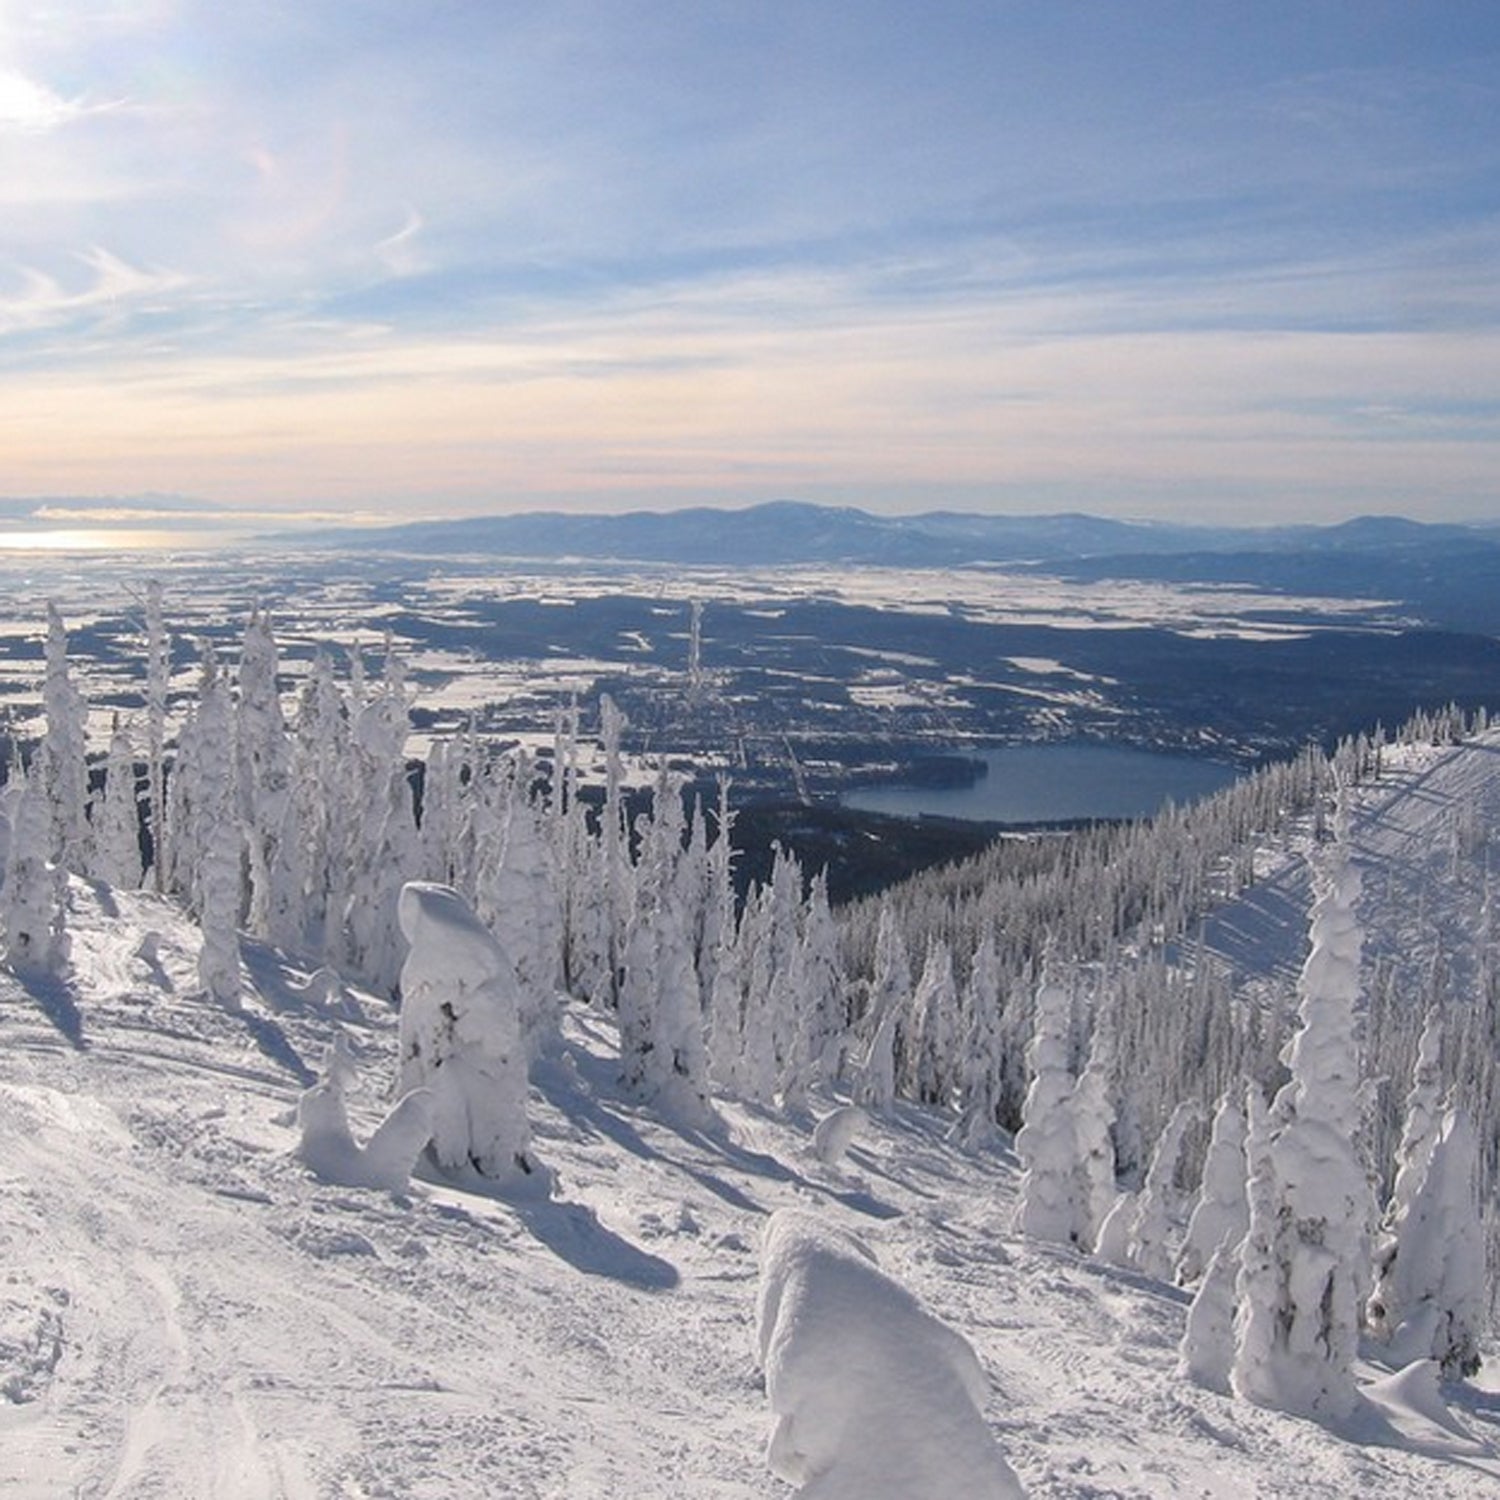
[0,528,199,552]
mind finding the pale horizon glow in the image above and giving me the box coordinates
[1,2,1498,539]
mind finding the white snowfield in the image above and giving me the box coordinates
[4,740,1500,1495]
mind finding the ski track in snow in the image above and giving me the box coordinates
[5,747,1500,1496]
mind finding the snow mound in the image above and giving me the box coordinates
[297,1036,434,1192]
[811,1105,863,1166]
[756,1208,1024,1499]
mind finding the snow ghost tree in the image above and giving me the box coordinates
[1232,813,1373,1421]
[95,718,144,891]
[1179,1234,1240,1394]
[1177,1089,1249,1285]
[855,904,909,1113]
[1368,1102,1484,1379]
[396,881,544,1191]
[39,603,91,875]
[2,769,68,974]
[197,817,244,1008]
[1128,1099,1199,1281]
[1067,1012,1118,1255]
[1014,971,1081,1246]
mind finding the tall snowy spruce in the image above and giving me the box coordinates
[395,881,544,1191]
[1014,971,1080,1246]
[1177,1089,1250,1285]
[1232,808,1373,1421]
[95,718,144,891]
[854,904,909,1113]
[2,768,68,975]
[39,603,91,875]
[1369,1090,1485,1380]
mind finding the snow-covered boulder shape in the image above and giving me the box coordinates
[396,881,544,1191]
[811,1105,864,1167]
[298,1035,434,1193]
[756,1209,1024,1500]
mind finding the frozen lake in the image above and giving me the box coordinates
[843,742,1241,824]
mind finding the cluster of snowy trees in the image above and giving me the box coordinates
[2,596,1495,1383]
[1014,806,1485,1418]
[0,599,855,1128]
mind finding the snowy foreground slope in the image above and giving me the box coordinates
[6,750,1500,1495]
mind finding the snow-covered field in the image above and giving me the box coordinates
[5,744,1500,1496]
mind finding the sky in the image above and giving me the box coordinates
[1,0,1498,542]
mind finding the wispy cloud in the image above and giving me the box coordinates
[0,4,1497,522]
[0,246,189,335]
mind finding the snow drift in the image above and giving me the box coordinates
[756,1208,1024,1499]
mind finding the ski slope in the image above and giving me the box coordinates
[5,750,1500,1497]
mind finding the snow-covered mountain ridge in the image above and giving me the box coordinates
[5,735,1500,1495]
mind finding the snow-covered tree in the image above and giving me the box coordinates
[475,755,562,1050]
[197,817,244,1008]
[620,881,712,1125]
[2,769,68,974]
[908,939,957,1108]
[395,881,543,1190]
[1179,1234,1239,1394]
[1015,971,1080,1246]
[1368,1103,1484,1379]
[1068,1013,1118,1254]
[854,904,909,1113]
[954,928,1005,1148]
[94,718,144,890]
[39,603,91,874]
[235,605,292,937]
[144,579,171,891]
[1177,1090,1250,1285]
[1232,814,1373,1421]
[1129,1099,1198,1281]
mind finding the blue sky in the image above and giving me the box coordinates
[2,1,1498,538]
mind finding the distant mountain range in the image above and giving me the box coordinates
[287,500,1494,569]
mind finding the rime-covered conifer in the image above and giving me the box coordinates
[144,579,170,890]
[954,928,1005,1147]
[1179,1235,1239,1393]
[95,718,144,890]
[1232,813,1372,1421]
[855,904,909,1113]
[1178,1090,1250,1285]
[1015,972,1079,1245]
[909,939,958,1108]
[1369,1102,1485,1378]
[1129,1099,1198,1281]
[235,606,292,937]
[396,881,541,1189]
[2,769,68,974]
[1069,1014,1118,1253]
[198,816,244,1008]
[40,603,91,874]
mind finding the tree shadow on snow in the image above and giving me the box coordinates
[513,1197,680,1291]
[16,968,86,1048]
[235,1005,317,1086]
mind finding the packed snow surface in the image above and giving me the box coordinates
[7,737,1500,1494]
